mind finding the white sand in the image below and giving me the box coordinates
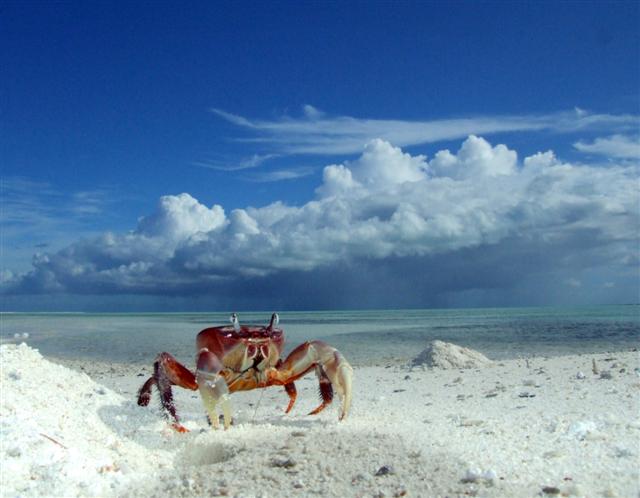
[1,343,639,498]
[412,340,493,369]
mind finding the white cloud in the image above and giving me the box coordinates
[137,193,226,242]
[317,139,426,196]
[3,136,638,302]
[574,134,640,159]
[243,166,316,183]
[350,139,427,187]
[193,153,279,171]
[211,106,639,155]
[303,104,325,119]
[428,135,517,179]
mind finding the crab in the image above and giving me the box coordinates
[137,313,353,431]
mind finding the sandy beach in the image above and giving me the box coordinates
[1,342,639,498]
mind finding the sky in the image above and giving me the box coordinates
[1,1,639,311]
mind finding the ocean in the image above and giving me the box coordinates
[1,306,638,367]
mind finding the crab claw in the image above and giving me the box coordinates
[323,345,353,420]
[196,349,232,429]
[268,340,353,420]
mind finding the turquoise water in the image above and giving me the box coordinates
[1,306,638,366]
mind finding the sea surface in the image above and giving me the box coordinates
[1,306,638,367]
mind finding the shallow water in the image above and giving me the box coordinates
[1,306,638,366]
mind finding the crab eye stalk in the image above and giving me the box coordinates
[230,313,240,333]
[268,312,279,331]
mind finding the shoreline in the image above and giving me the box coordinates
[2,344,639,497]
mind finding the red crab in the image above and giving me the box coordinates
[137,313,353,431]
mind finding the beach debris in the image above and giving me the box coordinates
[461,468,496,484]
[97,463,119,473]
[599,371,613,380]
[522,379,540,387]
[518,392,536,398]
[459,418,484,427]
[40,432,67,449]
[6,445,21,457]
[411,340,492,369]
[592,359,599,375]
[576,371,585,379]
[543,450,564,459]
[271,457,297,468]
[461,468,481,483]
[541,485,561,495]
[482,469,497,483]
[375,465,395,476]
[613,446,634,458]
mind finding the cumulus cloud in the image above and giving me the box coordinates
[3,136,638,308]
[429,135,517,179]
[574,134,640,159]
[137,194,226,241]
[211,106,639,155]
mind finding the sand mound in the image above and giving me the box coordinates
[411,340,492,369]
[0,343,166,497]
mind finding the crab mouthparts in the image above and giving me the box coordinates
[247,343,270,360]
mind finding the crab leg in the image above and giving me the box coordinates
[267,341,353,420]
[137,352,198,432]
[283,382,297,413]
[196,348,232,430]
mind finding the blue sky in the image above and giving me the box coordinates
[2,1,639,311]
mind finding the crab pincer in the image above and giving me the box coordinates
[196,348,232,429]
[267,340,353,420]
